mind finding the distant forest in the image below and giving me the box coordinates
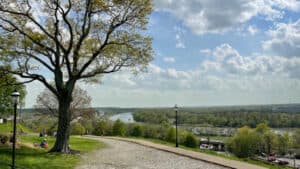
[133,106,300,128]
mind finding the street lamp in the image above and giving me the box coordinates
[174,104,178,147]
[11,90,20,169]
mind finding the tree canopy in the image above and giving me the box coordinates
[0,71,26,117]
[0,0,153,153]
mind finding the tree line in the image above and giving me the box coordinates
[20,113,300,159]
[228,123,300,158]
[133,110,300,128]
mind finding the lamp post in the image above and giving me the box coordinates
[11,90,20,169]
[174,104,178,147]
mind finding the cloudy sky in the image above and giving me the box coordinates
[25,0,300,108]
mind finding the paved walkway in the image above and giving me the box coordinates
[76,137,228,169]
[78,136,266,169]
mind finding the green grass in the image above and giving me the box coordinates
[133,137,291,169]
[0,135,105,169]
[0,123,31,134]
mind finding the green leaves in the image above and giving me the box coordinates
[0,71,26,117]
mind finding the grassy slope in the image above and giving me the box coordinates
[0,123,31,134]
[133,137,291,169]
[0,135,105,169]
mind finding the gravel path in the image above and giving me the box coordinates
[76,137,228,169]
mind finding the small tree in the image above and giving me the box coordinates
[94,121,108,136]
[184,133,198,148]
[71,123,85,135]
[131,124,143,137]
[276,133,290,155]
[166,127,176,142]
[143,125,158,139]
[228,126,260,158]
[292,129,300,149]
[112,119,126,136]
[255,123,276,154]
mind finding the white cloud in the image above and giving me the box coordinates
[247,25,259,35]
[154,0,300,35]
[97,44,300,93]
[262,19,300,57]
[203,44,300,78]
[200,49,211,55]
[163,57,176,63]
[271,0,300,11]
[174,26,186,48]
[25,44,300,107]
[175,35,185,48]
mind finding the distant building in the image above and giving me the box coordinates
[199,138,225,151]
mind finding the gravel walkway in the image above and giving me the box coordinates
[76,137,228,169]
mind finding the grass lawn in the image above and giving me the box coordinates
[133,137,291,169]
[0,135,105,169]
[0,123,31,134]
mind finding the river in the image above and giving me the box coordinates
[109,112,135,123]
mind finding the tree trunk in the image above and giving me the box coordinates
[50,92,73,153]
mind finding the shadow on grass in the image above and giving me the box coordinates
[0,146,79,169]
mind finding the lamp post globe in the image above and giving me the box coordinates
[11,89,20,169]
[11,90,20,104]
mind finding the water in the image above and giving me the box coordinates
[109,112,135,123]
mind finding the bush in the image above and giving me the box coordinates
[178,129,188,144]
[143,125,159,139]
[46,125,57,136]
[131,124,143,137]
[227,126,260,158]
[184,133,198,148]
[0,134,9,144]
[94,121,108,136]
[71,123,86,135]
[79,119,94,135]
[165,127,176,142]
[112,119,126,136]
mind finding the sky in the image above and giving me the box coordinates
[25,0,300,108]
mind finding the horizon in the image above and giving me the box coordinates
[23,102,300,110]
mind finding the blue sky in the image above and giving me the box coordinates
[25,0,300,108]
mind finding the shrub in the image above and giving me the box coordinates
[143,125,159,139]
[94,121,108,136]
[165,127,176,142]
[227,126,260,158]
[71,123,86,135]
[79,119,94,135]
[184,133,198,148]
[112,119,126,136]
[178,129,188,144]
[46,125,57,136]
[131,124,143,137]
[0,134,9,144]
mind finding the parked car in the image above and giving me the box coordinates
[277,160,289,165]
[267,153,276,162]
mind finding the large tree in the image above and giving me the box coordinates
[0,0,153,153]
